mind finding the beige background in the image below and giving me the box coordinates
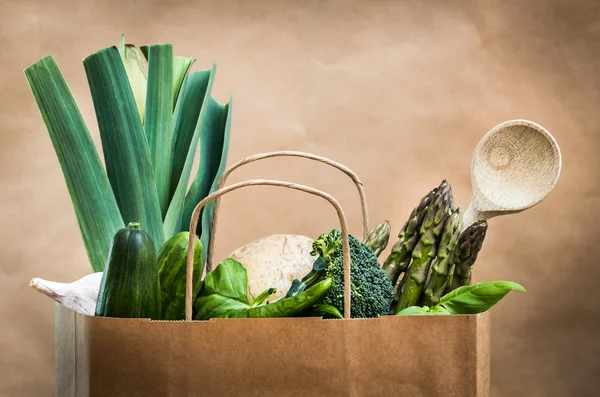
[1,0,599,395]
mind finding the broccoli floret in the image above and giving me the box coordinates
[310,231,342,261]
[306,229,394,318]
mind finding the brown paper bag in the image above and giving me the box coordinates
[55,152,491,397]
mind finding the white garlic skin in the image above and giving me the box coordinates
[30,272,103,316]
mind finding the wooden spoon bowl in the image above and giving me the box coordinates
[464,120,562,227]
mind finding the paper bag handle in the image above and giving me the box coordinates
[186,179,352,321]
[207,151,369,271]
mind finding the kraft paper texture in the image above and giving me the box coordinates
[54,304,490,396]
[0,1,598,396]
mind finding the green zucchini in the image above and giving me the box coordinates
[158,231,203,320]
[95,222,162,319]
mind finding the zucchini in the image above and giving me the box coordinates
[95,222,162,319]
[158,232,203,320]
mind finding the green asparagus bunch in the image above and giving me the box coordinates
[362,220,391,258]
[393,180,454,313]
[421,208,463,307]
[383,188,436,286]
[448,220,488,291]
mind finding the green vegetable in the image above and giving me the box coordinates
[237,280,331,318]
[23,56,124,272]
[448,220,488,291]
[384,187,436,288]
[421,208,463,306]
[157,232,203,320]
[167,69,212,207]
[83,46,165,249]
[25,37,233,273]
[163,67,216,238]
[362,220,391,257]
[144,44,174,217]
[397,281,525,315]
[193,259,332,319]
[95,222,162,319]
[251,288,277,307]
[172,56,196,110]
[181,96,233,266]
[394,180,454,314]
[284,279,307,298]
[439,280,525,314]
[397,305,450,315]
[118,39,147,122]
[302,304,344,319]
[288,229,394,318]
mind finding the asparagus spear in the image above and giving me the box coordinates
[362,220,391,258]
[448,220,488,291]
[389,272,406,314]
[383,188,436,286]
[393,180,453,313]
[421,208,463,306]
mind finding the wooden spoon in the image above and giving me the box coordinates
[462,119,562,228]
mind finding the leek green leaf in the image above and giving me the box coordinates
[120,44,147,123]
[118,34,125,59]
[83,46,165,249]
[180,95,228,234]
[163,67,215,238]
[24,56,124,272]
[182,96,232,265]
[144,44,174,217]
[172,56,196,110]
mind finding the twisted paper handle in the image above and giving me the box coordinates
[207,151,368,271]
[186,179,352,321]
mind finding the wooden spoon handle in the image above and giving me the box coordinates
[462,203,484,229]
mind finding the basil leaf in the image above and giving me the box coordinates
[438,281,525,314]
[194,294,250,320]
[197,258,249,305]
[427,305,451,315]
[195,279,332,320]
[396,306,431,315]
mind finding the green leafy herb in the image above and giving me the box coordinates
[438,280,525,314]
[193,259,332,320]
[197,258,249,305]
[396,280,525,316]
[397,305,451,315]
[397,306,432,315]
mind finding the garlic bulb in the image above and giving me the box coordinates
[30,272,103,316]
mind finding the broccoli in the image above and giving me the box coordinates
[288,229,394,318]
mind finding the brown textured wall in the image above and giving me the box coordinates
[1,0,598,395]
